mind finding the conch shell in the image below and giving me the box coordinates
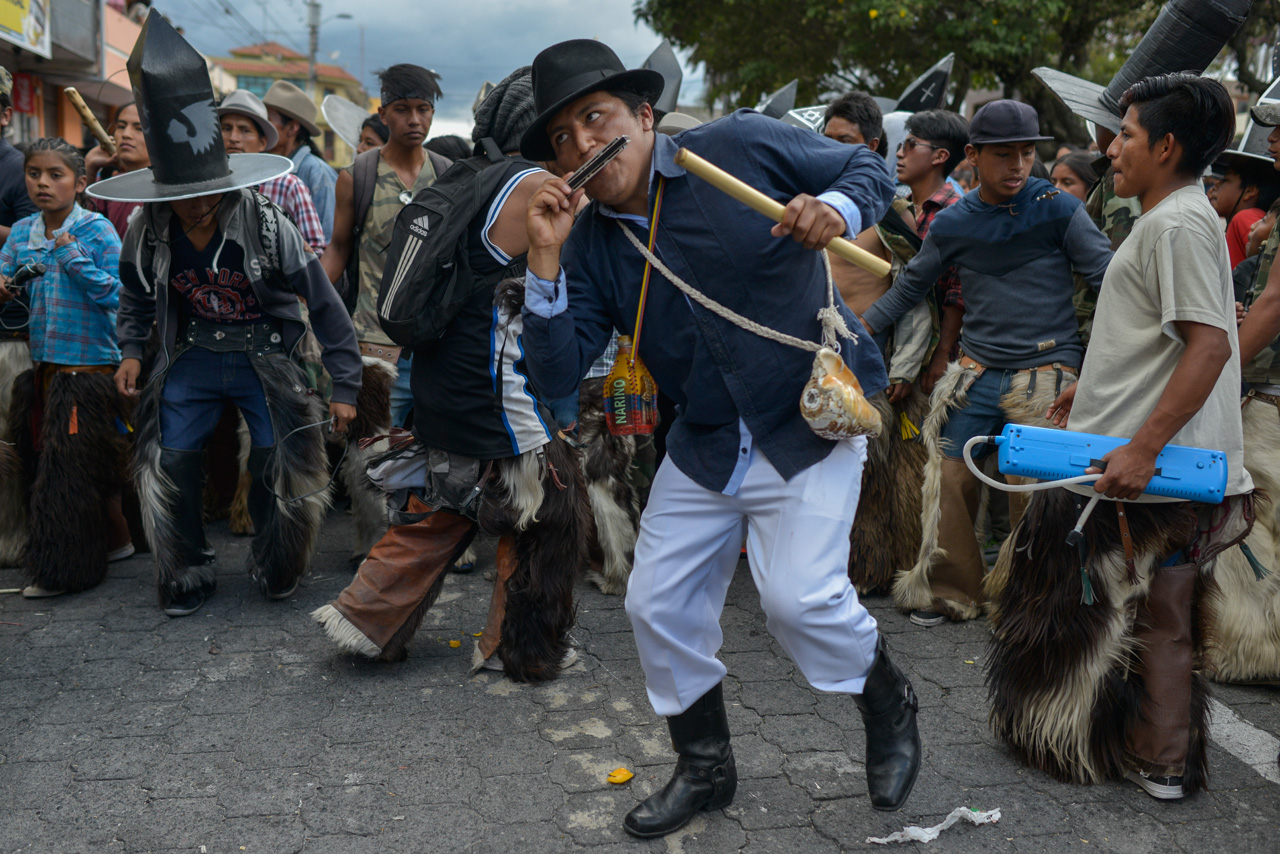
[800,347,882,440]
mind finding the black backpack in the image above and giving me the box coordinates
[340,147,453,315]
[377,139,533,348]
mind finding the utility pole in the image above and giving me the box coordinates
[307,0,320,95]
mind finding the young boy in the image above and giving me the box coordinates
[91,11,361,617]
[861,100,1112,626]
[1209,154,1280,268]
[991,72,1252,801]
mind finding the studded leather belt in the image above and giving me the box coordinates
[359,341,402,364]
[182,318,284,354]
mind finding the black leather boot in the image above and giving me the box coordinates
[158,447,217,616]
[623,683,737,838]
[854,636,921,810]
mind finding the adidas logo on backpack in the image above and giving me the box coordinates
[409,215,431,238]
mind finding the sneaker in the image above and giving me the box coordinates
[480,647,579,673]
[107,543,136,562]
[21,584,65,599]
[910,609,948,627]
[1126,768,1185,800]
[164,578,216,617]
[264,576,300,600]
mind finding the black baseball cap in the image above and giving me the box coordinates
[968,100,1053,145]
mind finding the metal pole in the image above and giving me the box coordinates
[307,0,320,95]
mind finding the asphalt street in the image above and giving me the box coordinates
[1,508,1277,853]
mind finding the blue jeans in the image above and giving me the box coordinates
[160,347,275,450]
[937,368,1022,461]
[390,354,413,428]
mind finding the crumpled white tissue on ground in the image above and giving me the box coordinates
[866,806,1002,844]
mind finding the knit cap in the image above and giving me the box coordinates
[473,66,535,155]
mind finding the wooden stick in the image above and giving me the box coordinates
[64,88,116,155]
[673,148,891,278]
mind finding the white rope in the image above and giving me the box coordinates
[618,222,858,354]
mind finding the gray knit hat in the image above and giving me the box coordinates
[473,66,535,155]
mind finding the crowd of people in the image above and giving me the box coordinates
[1,4,1278,840]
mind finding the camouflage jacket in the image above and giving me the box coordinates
[1243,214,1280,385]
[1074,163,1140,348]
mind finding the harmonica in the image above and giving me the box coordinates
[566,136,629,192]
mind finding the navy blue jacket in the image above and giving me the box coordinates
[521,110,893,492]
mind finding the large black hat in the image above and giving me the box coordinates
[87,10,291,203]
[1033,0,1252,135]
[643,40,683,115]
[755,79,797,120]
[520,39,664,161]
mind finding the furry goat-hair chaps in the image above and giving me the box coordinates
[0,341,34,566]
[482,438,590,683]
[134,354,330,602]
[895,361,1072,619]
[1201,398,1280,684]
[11,369,130,592]
[575,376,640,596]
[847,386,928,594]
[984,488,1215,790]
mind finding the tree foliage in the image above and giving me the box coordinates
[634,0,1164,142]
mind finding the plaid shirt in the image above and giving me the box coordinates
[0,204,121,365]
[261,174,327,254]
[916,183,964,308]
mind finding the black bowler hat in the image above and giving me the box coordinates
[519,39,664,161]
[968,100,1053,145]
[88,10,291,203]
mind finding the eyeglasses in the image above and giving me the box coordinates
[898,137,940,152]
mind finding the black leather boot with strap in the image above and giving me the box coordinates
[623,682,737,838]
[854,636,921,810]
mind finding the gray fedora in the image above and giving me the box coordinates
[217,89,280,152]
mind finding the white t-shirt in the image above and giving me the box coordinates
[1070,184,1252,496]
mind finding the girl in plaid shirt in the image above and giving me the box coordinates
[0,138,132,599]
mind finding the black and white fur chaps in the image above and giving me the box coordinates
[17,369,129,592]
[132,369,214,599]
[0,341,34,566]
[243,355,332,594]
[985,489,1212,790]
[897,361,1070,618]
[847,386,928,594]
[575,376,640,595]
[480,437,590,683]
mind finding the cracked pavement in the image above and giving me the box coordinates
[1,510,1277,853]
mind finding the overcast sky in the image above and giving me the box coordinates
[164,0,702,140]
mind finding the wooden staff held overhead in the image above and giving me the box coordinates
[672,148,892,279]
[64,88,116,156]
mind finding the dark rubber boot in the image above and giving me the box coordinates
[623,683,737,838]
[854,636,921,810]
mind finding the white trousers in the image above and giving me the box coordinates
[625,436,879,716]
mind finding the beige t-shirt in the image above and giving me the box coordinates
[1070,184,1252,496]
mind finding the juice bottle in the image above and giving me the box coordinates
[604,335,658,435]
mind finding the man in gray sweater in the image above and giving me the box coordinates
[861,100,1112,626]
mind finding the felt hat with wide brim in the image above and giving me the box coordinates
[1032,68,1121,134]
[263,79,323,137]
[217,89,280,152]
[520,39,664,162]
[86,153,294,203]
